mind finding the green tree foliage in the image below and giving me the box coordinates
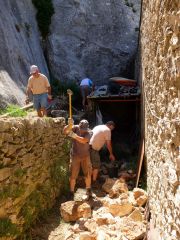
[32,0,54,39]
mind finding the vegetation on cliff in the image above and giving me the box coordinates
[0,105,27,117]
[32,0,54,39]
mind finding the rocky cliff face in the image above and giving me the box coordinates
[0,0,49,107]
[0,0,141,106]
[47,0,141,85]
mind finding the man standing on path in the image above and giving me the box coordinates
[89,121,116,185]
[80,77,94,111]
[26,65,51,117]
[63,119,93,200]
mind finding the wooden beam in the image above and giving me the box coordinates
[95,99,141,102]
[136,139,144,188]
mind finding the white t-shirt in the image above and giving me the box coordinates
[90,125,111,151]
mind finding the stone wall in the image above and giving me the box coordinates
[140,0,180,239]
[0,117,70,239]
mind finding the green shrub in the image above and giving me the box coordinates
[0,104,27,117]
[50,77,81,104]
[32,0,54,39]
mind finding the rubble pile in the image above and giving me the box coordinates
[49,178,148,240]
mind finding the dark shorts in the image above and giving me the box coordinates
[33,93,48,111]
[80,86,91,101]
[90,148,101,169]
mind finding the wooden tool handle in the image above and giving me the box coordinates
[67,89,73,119]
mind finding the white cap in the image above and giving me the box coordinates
[30,65,39,74]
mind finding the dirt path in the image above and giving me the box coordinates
[27,180,104,239]
[28,195,68,240]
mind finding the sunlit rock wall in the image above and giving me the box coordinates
[47,0,141,85]
[0,0,49,107]
[140,0,180,239]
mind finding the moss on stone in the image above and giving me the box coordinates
[0,218,19,237]
[19,190,42,229]
[0,185,25,200]
[14,168,27,178]
[50,155,69,192]
[62,139,71,154]
[18,141,70,230]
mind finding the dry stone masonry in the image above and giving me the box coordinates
[0,117,69,239]
[140,0,180,239]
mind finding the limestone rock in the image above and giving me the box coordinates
[79,232,96,240]
[96,217,109,226]
[133,188,147,200]
[108,200,133,217]
[117,217,146,240]
[0,168,12,181]
[6,144,20,157]
[96,230,111,240]
[133,188,148,206]
[109,178,129,198]
[128,209,143,222]
[83,219,98,232]
[102,178,128,198]
[102,178,116,193]
[136,195,148,207]
[47,0,141,85]
[60,201,92,222]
